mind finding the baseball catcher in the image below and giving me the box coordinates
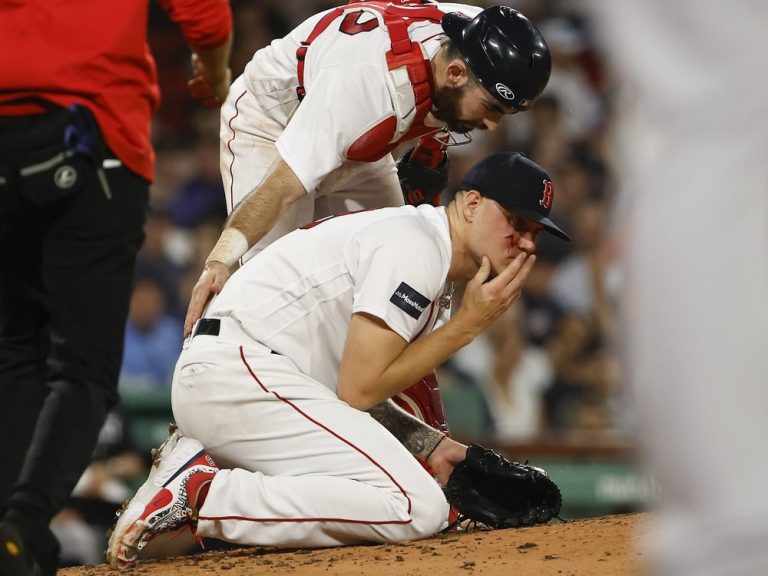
[444,444,562,528]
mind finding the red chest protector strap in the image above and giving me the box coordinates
[296,1,445,161]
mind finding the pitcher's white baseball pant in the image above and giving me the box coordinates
[171,331,449,548]
[220,75,403,263]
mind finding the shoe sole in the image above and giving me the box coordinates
[106,425,181,570]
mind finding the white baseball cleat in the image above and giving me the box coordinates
[105,425,218,570]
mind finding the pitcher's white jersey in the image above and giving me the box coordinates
[172,203,454,548]
[205,204,453,389]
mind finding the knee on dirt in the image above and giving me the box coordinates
[403,478,450,541]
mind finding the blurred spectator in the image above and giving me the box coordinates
[520,236,569,347]
[451,302,554,442]
[544,313,617,434]
[165,136,228,229]
[545,198,620,434]
[527,94,565,145]
[230,0,291,76]
[550,198,619,318]
[120,277,184,390]
[538,16,605,140]
[135,209,186,319]
[549,143,608,222]
[150,147,200,209]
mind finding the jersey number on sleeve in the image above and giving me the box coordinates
[340,11,379,35]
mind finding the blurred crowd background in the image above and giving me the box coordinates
[55,0,640,567]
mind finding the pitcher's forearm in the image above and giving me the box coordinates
[367,400,445,460]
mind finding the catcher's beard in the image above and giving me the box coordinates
[432,84,485,134]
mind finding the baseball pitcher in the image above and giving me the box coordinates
[107,152,567,569]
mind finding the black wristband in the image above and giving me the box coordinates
[425,434,446,461]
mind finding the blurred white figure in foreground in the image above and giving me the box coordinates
[584,2,768,575]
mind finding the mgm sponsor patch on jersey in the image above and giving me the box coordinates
[389,282,430,320]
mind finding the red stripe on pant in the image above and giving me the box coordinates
[197,346,413,526]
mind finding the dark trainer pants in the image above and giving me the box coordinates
[0,108,148,563]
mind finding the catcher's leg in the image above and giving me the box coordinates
[393,371,450,435]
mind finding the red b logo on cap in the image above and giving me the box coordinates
[539,180,554,209]
[539,180,555,210]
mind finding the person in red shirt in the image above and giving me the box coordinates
[0,2,232,574]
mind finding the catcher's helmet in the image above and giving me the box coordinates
[441,6,551,111]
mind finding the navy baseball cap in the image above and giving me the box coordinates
[460,152,570,241]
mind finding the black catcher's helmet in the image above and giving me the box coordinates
[441,6,551,111]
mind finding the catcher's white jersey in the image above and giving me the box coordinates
[240,3,480,194]
[205,204,453,389]
[220,3,480,257]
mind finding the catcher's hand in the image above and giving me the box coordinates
[443,443,562,529]
[183,261,230,337]
[396,147,449,207]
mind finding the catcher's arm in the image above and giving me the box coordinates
[368,400,467,485]
[183,160,306,336]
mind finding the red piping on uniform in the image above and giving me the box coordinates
[201,346,414,527]
[225,90,248,214]
[197,515,412,526]
[420,32,443,43]
[412,302,435,340]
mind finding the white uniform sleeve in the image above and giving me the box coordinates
[349,217,447,342]
[276,63,395,195]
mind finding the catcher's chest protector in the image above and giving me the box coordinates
[393,372,450,434]
[296,0,445,161]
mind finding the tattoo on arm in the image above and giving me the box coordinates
[368,400,444,460]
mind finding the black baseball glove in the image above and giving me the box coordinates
[396,146,449,207]
[443,444,562,528]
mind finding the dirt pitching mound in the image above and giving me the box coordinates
[61,513,647,576]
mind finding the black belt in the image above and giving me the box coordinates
[191,318,279,355]
[193,318,220,337]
